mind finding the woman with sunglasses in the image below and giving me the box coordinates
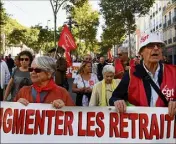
[72,61,98,106]
[14,56,75,108]
[4,50,33,101]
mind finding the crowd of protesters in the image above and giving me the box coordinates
[0,33,176,117]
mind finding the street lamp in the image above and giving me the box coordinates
[47,20,51,30]
[50,0,67,48]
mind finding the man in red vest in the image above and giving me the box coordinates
[114,46,130,79]
[109,33,176,117]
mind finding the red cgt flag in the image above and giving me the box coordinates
[58,25,77,51]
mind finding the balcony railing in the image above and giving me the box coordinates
[168,19,171,26]
[173,16,176,23]
[168,38,172,44]
[173,37,176,42]
[164,40,167,44]
[163,23,166,28]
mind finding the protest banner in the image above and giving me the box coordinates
[0,102,175,143]
[66,62,81,78]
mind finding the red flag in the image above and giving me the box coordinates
[65,50,73,78]
[58,25,77,51]
[65,50,72,67]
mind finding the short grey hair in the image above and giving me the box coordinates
[118,46,128,53]
[33,56,56,74]
[102,65,115,75]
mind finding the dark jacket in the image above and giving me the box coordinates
[97,62,107,81]
[109,62,164,106]
[55,57,67,86]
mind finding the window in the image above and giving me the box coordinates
[156,3,158,11]
[165,15,167,23]
[154,19,155,28]
[174,8,176,16]
[169,12,171,20]
[170,29,172,39]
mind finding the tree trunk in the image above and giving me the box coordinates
[54,14,57,48]
[128,27,131,58]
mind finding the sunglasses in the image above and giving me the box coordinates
[85,58,92,61]
[20,58,29,61]
[118,54,122,56]
[28,67,45,73]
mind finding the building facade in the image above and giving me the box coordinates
[162,0,176,64]
[131,0,176,64]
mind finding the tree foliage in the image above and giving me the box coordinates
[70,0,99,56]
[100,0,155,57]
[0,2,8,26]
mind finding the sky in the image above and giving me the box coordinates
[2,0,104,41]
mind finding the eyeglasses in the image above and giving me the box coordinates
[146,43,163,49]
[20,58,29,61]
[118,54,122,56]
[135,56,139,58]
[28,67,45,73]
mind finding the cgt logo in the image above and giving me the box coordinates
[140,34,149,43]
[162,85,174,99]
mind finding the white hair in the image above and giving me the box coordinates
[118,46,128,53]
[33,56,56,74]
[102,65,115,75]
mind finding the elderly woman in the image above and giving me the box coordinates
[89,65,120,106]
[109,33,176,117]
[72,61,98,106]
[4,50,33,101]
[14,56,75,108]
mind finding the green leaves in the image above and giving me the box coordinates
[100,0,155,56]
[70,1,100,56]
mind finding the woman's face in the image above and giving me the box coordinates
[29,62,51,84]
[84,63,92,73]
[104,72,115,84]
[19,55,30,68]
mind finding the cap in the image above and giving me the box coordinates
[139,33,165,52]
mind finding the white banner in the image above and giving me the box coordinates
[0,102,176,143]
[66,63,81,78]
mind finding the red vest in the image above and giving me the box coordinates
[128,64,176,107]
[115,59,124,77]
[115,59,136,79]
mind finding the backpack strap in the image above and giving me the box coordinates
[135,64,168,106]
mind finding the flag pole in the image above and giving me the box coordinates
[54,46,58,59]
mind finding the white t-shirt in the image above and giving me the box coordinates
[73,73,99,106]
